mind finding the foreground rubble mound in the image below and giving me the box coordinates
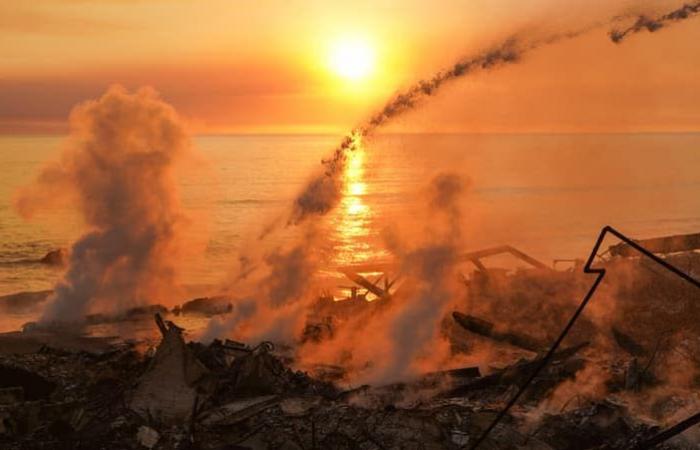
[1,231,699,448]
[0,314,695,450]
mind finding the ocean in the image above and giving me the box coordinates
[1,132,699,299]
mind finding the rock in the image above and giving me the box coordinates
[86,304,169,324]
[177,296,232,316]
[39,249,67,266]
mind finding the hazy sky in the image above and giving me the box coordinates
[1,0,699,134]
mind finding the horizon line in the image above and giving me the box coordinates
[3,129,700,139]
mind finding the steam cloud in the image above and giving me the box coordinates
[202,231,321,344]
[372,173,467,382]
[16,86,191,323]
[610,1,700,43]
[293,173,469,384]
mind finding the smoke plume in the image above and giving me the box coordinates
[15,86,191,323]
[610,1,700,43]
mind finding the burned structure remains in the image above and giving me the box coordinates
[0,228,699,449]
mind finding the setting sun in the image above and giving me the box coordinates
[328,38,376,81]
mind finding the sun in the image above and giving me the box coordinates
[328,38,375,81]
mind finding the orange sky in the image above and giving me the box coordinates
[1,0,699,134]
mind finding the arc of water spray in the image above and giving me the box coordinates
[610,1,700,43]
[289,1,700,226]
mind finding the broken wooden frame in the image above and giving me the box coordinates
[457,245,550,272]
[335,244,549,301]
[470,226,700,450]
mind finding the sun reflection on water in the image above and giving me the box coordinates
[332,138,376,267]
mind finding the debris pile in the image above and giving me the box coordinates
[1,231,699,449]
[0,316,690,449]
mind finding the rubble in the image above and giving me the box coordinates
[0,364,55,400]
[531,400,656,449]
[611,327,648,357]
[129,314,209,423]
[0,232,697,449]
[136,426,159,449]
[199,395,280,426]
[0,313,692,450]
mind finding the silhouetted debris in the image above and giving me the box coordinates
[0,340,147,448]
[199,395,280,426]
[453,311,545,352]
[300,316,335,343]
[174,296,233,317]
[612,327,648,357]
[190,338,252,371]
[1,243,698,449]
[0,290,52,314]
[0,364,55,400]
[431,366,482,380]
[0,326,118,355]
[0,322,690,450]
[130,314,209,423]
[532,400,654,449]
[85,304,169,325]
[444,342,589,400]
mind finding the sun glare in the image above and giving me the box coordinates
[329,38,375,81]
